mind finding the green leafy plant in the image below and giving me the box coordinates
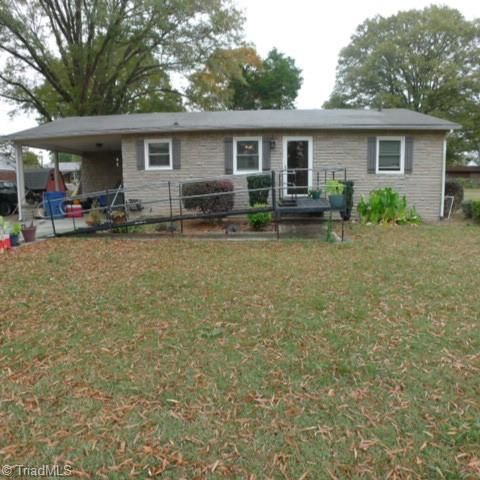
[247,203,272,230]
[308,188,322,199]
[11,223,22,235]
[462,200,473,219]
[247,174,271,206]
[326,180,345,195]
[357,187,421,225]
[0,216,6,232]
[471,200,480,223]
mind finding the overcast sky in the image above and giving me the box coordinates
[0,0,478,137]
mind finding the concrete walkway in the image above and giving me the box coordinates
[35,217,87,238]
[4,213,86,239]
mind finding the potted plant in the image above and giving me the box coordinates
[308,188,322,200]
[326,179,345,209]
[111,209,127,225]
[10,222,22,246]
[86,200,103,227]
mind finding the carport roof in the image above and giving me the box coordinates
[2,108,460,154]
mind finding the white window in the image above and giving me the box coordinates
[233,137,262,174]
[144,139,172,170]
[376,137,405,174]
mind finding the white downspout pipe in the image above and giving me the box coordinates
[15,144,26,221]
[440,133,448,218]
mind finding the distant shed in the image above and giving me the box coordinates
[446,166,480,180]
[24,168,67,192]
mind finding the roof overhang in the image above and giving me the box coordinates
[2,109,461,154]
[7,134,123,154]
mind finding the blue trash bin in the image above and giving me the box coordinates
[43,191,66,219]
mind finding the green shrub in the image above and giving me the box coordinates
[357,187,421,225]
[340,180,354,221]
[182,180,234,215]
[247,203,272,230]
[326,179,345,195]
[462,200,473,219]
[246,174,271,206]
[445,179,464,211]
[471,201,480,222]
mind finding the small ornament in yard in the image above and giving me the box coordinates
[225,223,240,234]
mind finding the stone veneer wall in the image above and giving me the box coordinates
[119,130,445,220]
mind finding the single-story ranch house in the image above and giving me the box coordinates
[5,109,459,221]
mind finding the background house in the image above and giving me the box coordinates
[0,154,16,182]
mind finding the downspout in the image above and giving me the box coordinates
[14,144,25,222]
[440,132,449,218]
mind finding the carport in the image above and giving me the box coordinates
[5,123,123,220]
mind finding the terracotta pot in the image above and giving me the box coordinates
[22,225,37,243]
[113,216,126,225]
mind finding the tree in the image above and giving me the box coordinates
[0,0,243,121]
[187,47,262,110]
[0,142,42,167]
[189,48,302,110]
[49,152,81,164]
[230,49,302,110]
[23,150,41,168]
[324,6,480,162]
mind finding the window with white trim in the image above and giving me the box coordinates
[376,137,404,174]
[234,137,262,174]
[145,139,172,170]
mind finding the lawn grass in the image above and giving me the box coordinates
[464,188,480,201]
[1,225,480,479]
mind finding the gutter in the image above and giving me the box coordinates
[440,131,451,218]
[5,124,461,143]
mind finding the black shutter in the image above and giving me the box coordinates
[367,137,376,174]
[262,138,271,171]
[172,139,181,170]
[224,137,233,174]
[136,139,145,170]
[405,136,414,174]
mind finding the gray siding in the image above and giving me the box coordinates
[121,130,445,220]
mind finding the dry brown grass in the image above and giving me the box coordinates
[1,224,480,479]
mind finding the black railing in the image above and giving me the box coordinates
[44,168,348,240]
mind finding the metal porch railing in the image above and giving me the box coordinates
[42,168,349,240]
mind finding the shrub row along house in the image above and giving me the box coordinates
[5,109,458,221]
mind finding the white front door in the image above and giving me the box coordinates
[282,136,313,196]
